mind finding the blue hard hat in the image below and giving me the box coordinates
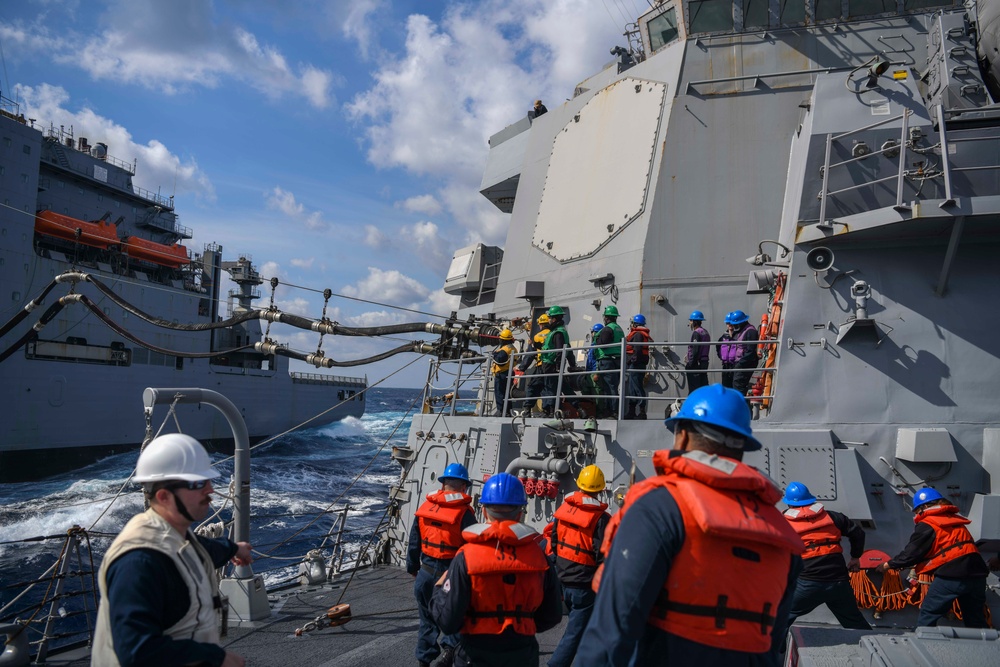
[728,310,749,326]
[480,472,527,506]
[591,323,604,333]
[632,314,646,326]
[439,462,470,484]
[783,482,816,507]
[689,310,705,321]
[664,384,762,451]
[912,487,944,511]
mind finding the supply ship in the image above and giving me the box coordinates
[0,92,366,481]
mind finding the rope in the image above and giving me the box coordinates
[850,570,879,609]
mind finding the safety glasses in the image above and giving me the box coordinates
[168,479,210,491]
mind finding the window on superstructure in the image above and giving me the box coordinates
[3,137,10,148]
[648,7,679,52]
[779,0,806,24]
[743,0,768,28]
[688,0,733,33]
[22,144,30,154]
[815,0,841,20]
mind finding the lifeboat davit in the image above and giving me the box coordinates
[34,210,118,249]
[122,236,189,268]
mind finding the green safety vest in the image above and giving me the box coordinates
[540,325,570,364]
[594,322,624,360]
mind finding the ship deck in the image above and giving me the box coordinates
[44,566,572,667]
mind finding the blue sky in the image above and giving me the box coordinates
[0,0,636,387]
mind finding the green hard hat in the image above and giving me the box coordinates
[547,305,565,317]
[603,305,619,317]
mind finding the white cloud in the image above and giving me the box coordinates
[265,187,326,231]
[15,84,214,200]
[342,267,430,307]
[339,0,388,61]
[276,297,313,317]
[363,224,389,249]
[426,289,461,318]
[347,310,409,327]
[290,257,315,269]
[398,194,442,216]
[401,221,449,269]
[346,0,623,244]
[9,0,334,108]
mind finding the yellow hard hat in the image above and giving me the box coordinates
[537,313,550,325]
[499,329,514,341]
[576,465,606,493]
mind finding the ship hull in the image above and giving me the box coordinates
[0,100,366,481]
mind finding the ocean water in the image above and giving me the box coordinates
[0,386,420,644]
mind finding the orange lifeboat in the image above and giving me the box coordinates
[34,210,118,249]
[122,236,189,268]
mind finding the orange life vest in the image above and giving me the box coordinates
[414,490,472,560]
[459,520,549,636]
[783,503,843,560]
[598,449,804,653]
[913,504,979,576]
[550,492,609,567]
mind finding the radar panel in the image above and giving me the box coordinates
[532,77,665,262]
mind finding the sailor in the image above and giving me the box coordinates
[725,310,759,398]
[624,314,653,419]
[491,329,518,417]
[408,463,477,667]
[593,305,625,417]
[518,312,550,414]
[543,465,611,667]
[530,99,548,119]
[584,323,604,412]
[576,384,803,666]
[877,487,990,628]
[685,310,711,394]
[540,306,577,417]
[92,434,252,667]
[717,315,735,389]
[430,473,562,667]
[781,482,871,630]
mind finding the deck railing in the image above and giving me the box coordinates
[424,337,780,420]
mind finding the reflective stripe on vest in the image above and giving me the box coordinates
[784,503,843,559]
[414,490,472,560]
[492,344,515,375]
[603,450,803,653]
[460,521,549,636]
[551,493,608,567]
[914,505,979,575]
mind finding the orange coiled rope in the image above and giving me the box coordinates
[850,570,879,609]
[876,569,909,611]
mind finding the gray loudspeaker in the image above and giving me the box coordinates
[806,247,835,272]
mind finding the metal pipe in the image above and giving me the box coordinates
[505,456,570,476]
[142,387,252,579]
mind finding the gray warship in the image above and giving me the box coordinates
[5,1,1000,665]
[382,0,1000,661]
[0,93,366,482]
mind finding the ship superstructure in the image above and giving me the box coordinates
[383,0,1000,633]
[0,97,366,480]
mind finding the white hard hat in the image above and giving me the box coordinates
[134,433,220,483]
